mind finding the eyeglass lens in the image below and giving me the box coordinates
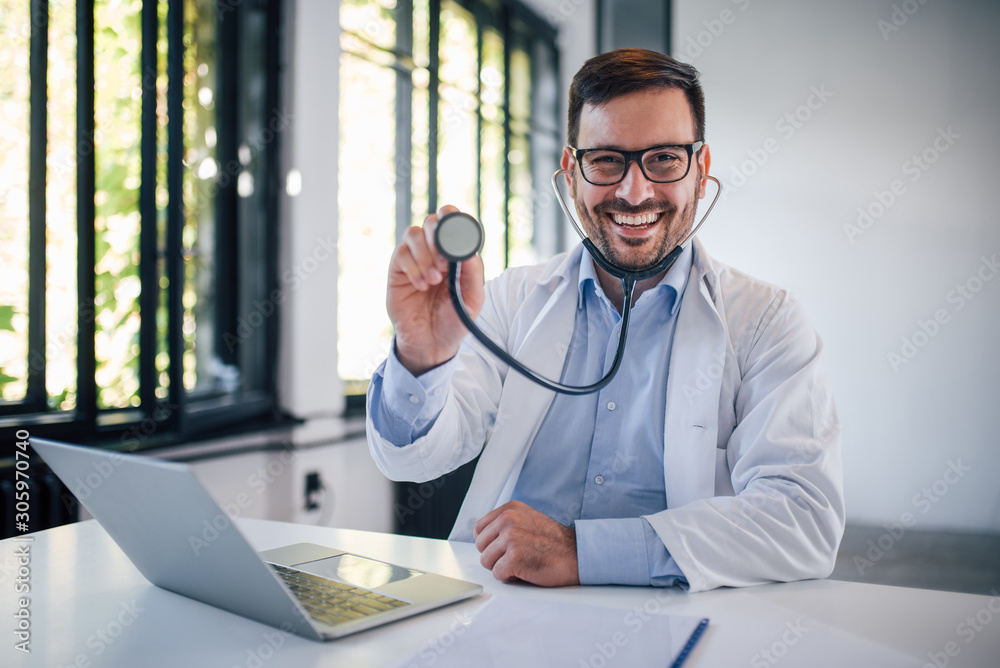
[580,147,691,185]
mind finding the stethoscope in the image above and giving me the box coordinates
[433,168,722,395]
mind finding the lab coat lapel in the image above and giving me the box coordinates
[451,257,579,540]
[663,241,725,508]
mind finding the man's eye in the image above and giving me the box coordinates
[649,152,680,163]
[589,154,623,164]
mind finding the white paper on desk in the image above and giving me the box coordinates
[393,595,705,668]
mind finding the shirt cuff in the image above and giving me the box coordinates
[575,517,651,586]
[370,339,458,445]
[575,517,687,587]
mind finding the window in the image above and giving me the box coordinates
[337,0,561,397]
[0,0,284,447]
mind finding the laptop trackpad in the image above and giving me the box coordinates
[295,554,420,591]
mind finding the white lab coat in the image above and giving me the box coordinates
[367,238,845,592]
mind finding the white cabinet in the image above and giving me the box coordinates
[188,436,394,534]
[288,436,394,532]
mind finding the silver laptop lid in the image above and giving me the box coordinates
[32,439,320,640]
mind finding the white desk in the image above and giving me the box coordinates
[2,518,998,667]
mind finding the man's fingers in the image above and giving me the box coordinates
[473,505,505,539]
[474,516,502,553]
[399,226,442,289]
[424,205,460,273]
[390,244,429,291]
[478,530,522,583]
[478,532,504,571]
[488,553,521,583]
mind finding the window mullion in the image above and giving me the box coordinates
[428,0,440,214]
[215,2,238,370]
[138,0,159,415]
[501,8,511,268]
[27,0,49,410]
[165,0,185,431]
[76,0,97,426]
[262,0,282,395]
[395,0,414,245]
[474,12,483,227]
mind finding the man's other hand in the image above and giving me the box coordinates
[473,501,580,587]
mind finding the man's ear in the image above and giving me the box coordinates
[560,146,576,187]
[697,144,712,199]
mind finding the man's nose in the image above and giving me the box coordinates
[614,160,656,203]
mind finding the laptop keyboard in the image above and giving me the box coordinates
[270,564,410,627]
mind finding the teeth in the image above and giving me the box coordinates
[612,212,659,227]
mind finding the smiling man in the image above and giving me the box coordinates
[366,49,845,592]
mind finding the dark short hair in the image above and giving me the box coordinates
[568,49,705,147]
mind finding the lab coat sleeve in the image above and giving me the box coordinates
[647,290,845,593]
[368,342,460,444]
[366,272,518,483]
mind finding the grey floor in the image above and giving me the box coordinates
[829,524,1000,596]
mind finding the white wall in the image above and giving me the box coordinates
[673,0,1000,532]
[279,0,343,420]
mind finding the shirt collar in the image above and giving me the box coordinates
[577,243,693,316]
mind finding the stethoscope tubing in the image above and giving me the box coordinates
[448,262,637,395]
[440,172,722,395]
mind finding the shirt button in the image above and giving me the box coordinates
[595,475,604,485]
[606,401,616,411]
[409,395,420,404]
[432,388,442,397]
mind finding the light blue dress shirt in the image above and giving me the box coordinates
[369,247,693,587]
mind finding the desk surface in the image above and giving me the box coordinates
[2,518,998,667]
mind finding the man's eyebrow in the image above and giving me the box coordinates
[580,142,689,150]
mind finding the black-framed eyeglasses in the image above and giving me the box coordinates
[568,141,705,186]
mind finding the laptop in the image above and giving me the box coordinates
[32,438,483,641]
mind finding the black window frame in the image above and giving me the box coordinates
[339,0,562,408]
[0,0,288,451]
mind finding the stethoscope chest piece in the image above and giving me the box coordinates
[435,212,484,263]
